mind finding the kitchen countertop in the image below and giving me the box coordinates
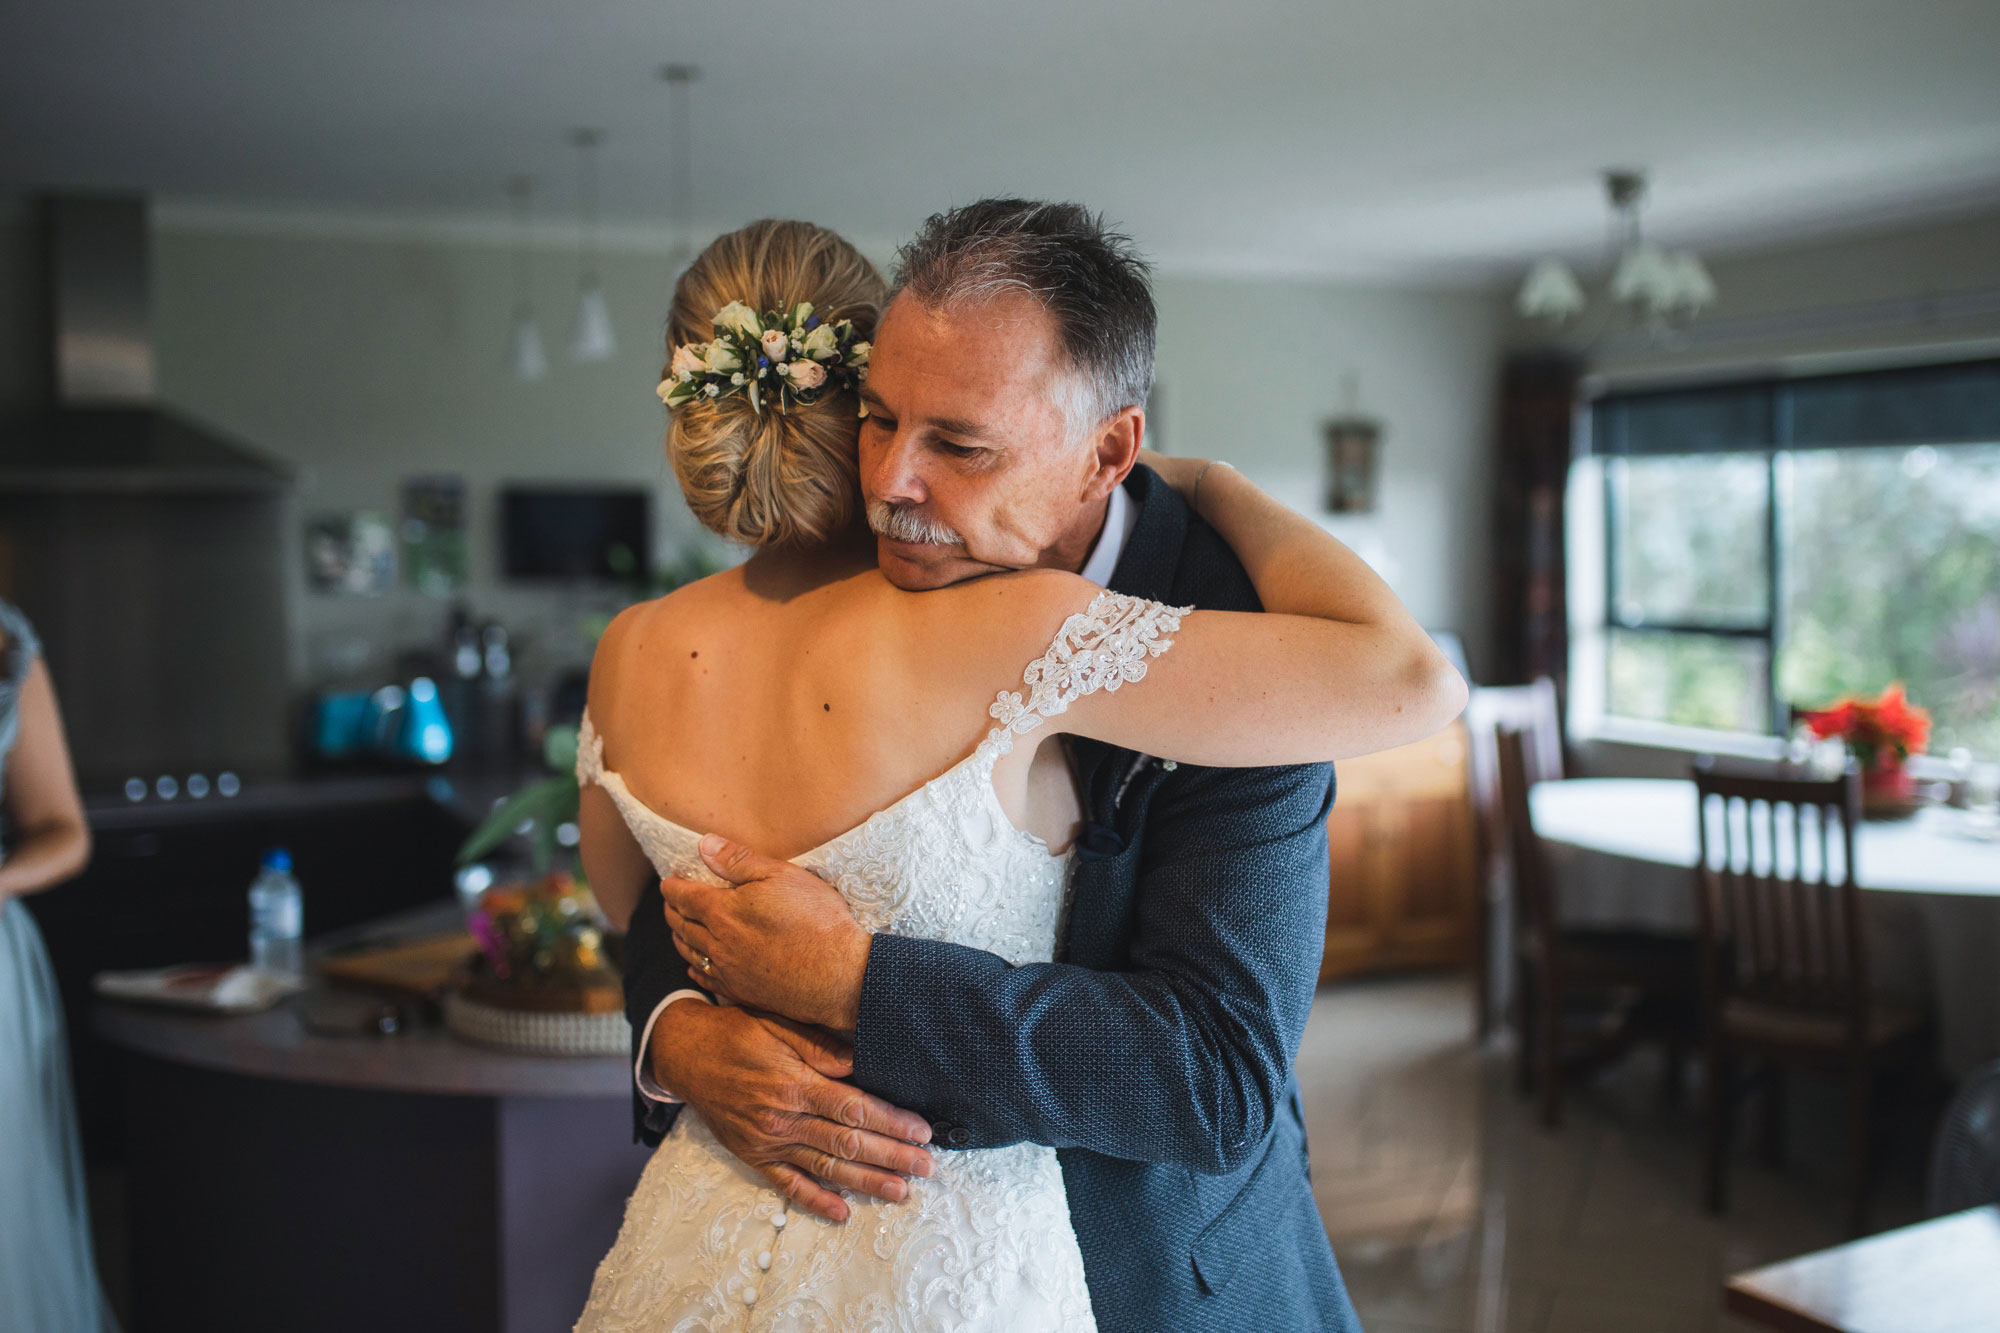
[93,901,633,1099]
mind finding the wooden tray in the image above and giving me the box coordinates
[316,933,478,1001]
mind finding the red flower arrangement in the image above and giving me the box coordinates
[1801,683,1930,785]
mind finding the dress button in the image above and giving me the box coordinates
[743,1286,759,1306]
[770,1212,787,1230]
[757,1250,772,1270]
[946,1126,972,1147]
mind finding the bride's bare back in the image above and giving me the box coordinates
[582,539,1090,922]
[583,477,1468,932]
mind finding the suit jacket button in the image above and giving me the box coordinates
[930,1120,954,1142]
[946,1126,972,1147]
[1076,822,1125,860]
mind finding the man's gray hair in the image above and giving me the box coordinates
[892,199,1156,438]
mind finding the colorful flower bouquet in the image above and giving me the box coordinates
[1800,683,1931,815]
[462,873,622,1013]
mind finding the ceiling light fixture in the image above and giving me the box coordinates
[1517,170,1716,332]
[567,128,617,362]
[658,63,701,281]
[506,175,548,381]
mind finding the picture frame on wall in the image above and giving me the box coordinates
[305,511,398,595]
[401,475,468,595]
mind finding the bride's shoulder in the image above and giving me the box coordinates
[915,567,1103,663]
[589,570,739,676]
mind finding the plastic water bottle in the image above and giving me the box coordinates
[248,849,304,978]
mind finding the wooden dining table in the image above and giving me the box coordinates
[1528,778,2000,1074]
[1724,1203,2000,1332]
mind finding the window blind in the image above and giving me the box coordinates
[1588,357,2000,456]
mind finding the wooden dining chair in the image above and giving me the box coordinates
[1464,679,1564,1038]
[1497,728,1698,1128]
[1692,762,1932,1234]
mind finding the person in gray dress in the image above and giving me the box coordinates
[0,597,115,1332]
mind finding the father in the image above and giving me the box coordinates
[623,198,1362,1330]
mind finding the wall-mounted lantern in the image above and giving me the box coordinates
[1323,375,1383,514]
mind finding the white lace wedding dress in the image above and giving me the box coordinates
[571,591,1188,1333]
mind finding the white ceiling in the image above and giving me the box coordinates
[5,0,1998,282]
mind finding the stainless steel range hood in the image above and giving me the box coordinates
[1,194,291,493]
[0,193,294,789]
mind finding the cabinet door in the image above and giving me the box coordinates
[1378,791,1478,968]
[1320,798,1385,981]
[1317,724,1477,983]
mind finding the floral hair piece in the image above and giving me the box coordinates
[657,300,870,415]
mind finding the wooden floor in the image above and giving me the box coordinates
[1295,973,1935,1333]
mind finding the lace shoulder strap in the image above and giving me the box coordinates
[983,591,1193,756]
[575,708,605,786]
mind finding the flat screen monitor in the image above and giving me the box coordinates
[501,486,650,581]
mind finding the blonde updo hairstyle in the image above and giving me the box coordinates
[664,220,887,547]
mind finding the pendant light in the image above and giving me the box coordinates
[567,128,617,362]
[1516,170,1716,332]
[506,176,548,381]
[658,63,700,281]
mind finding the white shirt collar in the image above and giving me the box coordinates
[1078,480,1139,588]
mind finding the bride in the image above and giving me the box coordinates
[573,216,1463,1331]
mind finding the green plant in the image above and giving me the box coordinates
[458,724,581,873]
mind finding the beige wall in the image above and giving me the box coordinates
[2,201,1510,689]
[15,198,1993,706]
[152,221,706,688]
[1154,277,1505,677]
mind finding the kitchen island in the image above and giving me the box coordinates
[95,908,651,1333]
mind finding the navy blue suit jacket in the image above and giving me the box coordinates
[622,466,1360,1331]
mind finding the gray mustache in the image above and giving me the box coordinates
[867,500,962,547]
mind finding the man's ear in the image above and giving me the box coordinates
[1083,406,1145,501]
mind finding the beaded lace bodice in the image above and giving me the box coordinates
[572,591,1187,1333]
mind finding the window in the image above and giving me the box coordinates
[1578,359,2000,759]
[1780,444,2000,758]
[1606,454,1773,734]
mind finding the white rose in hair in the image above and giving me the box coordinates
[760,329,789,362]
[787,360,828,389]
[800,324,839,360]
[703,342,742,375]
[670,344,705,380]
[713,302,762,339]
[849,341,871,368]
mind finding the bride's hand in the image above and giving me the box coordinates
[1137,449,1216,506]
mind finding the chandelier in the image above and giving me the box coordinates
[1516,170,1717,330]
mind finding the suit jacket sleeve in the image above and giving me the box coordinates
[621,878,695,1145]
[850,758,1333,1175]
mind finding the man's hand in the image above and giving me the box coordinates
[649,1000,933,1222]
[662,833,873,1031]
